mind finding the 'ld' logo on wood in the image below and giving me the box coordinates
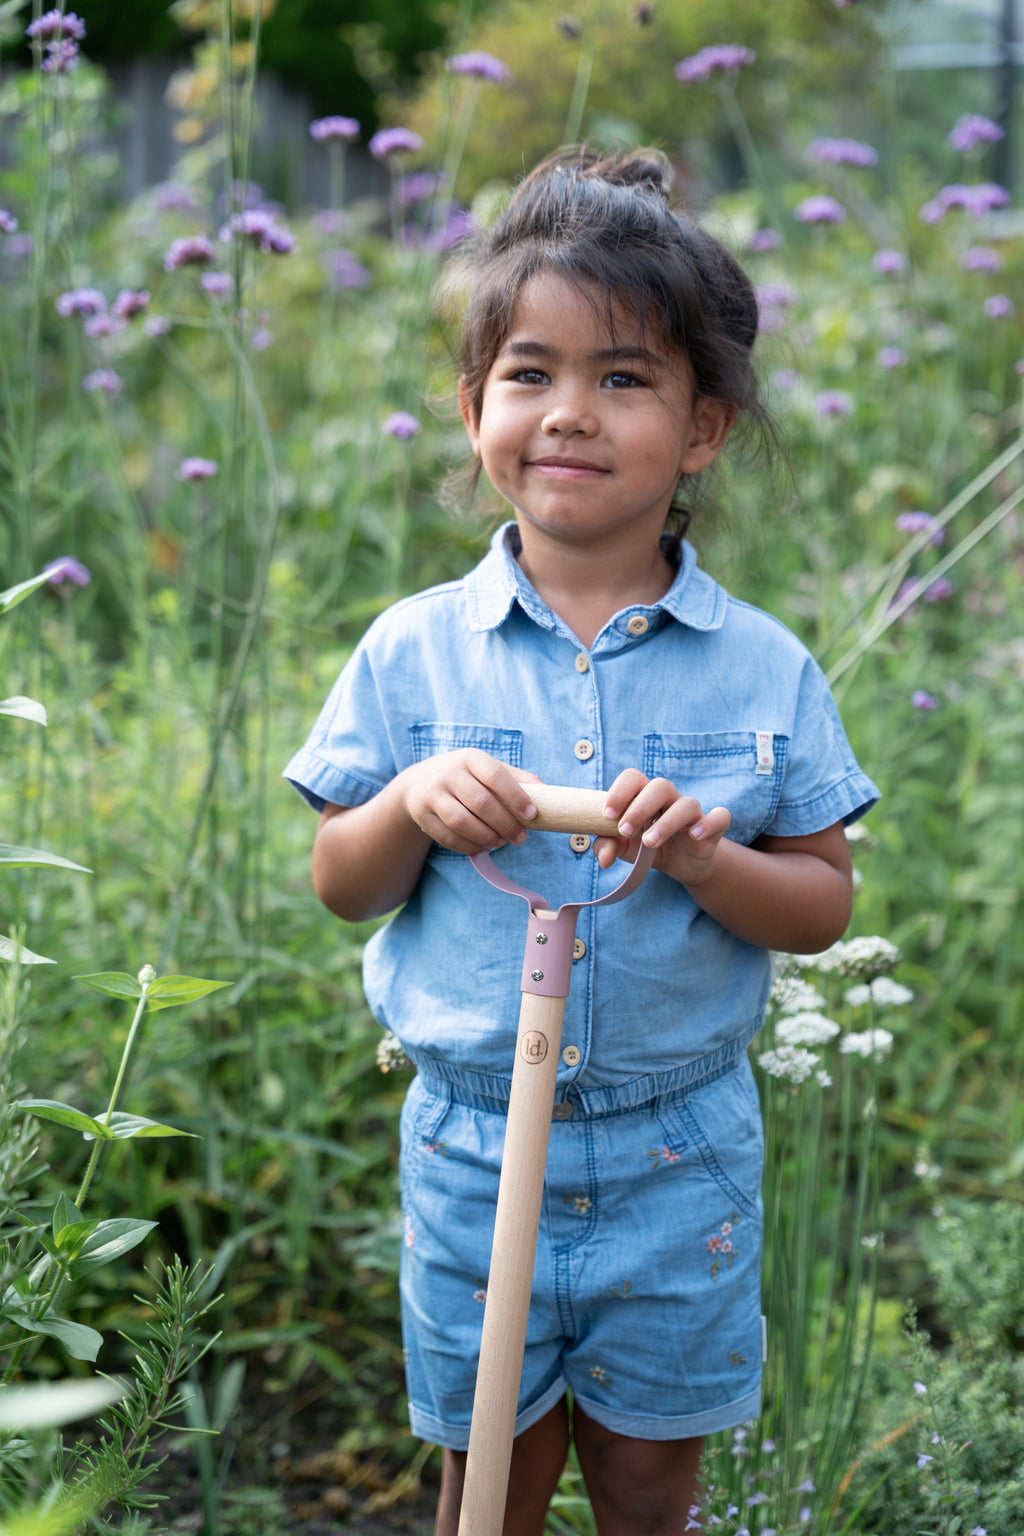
[519,1030,549,1064]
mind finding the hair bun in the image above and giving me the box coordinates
[542,146,672,202]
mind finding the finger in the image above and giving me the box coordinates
[685,804,732,844]
[637,794,707,847]
[594,834,643,868]
[468,753,539,828]
[602,769,650,826]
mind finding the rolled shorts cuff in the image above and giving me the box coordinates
[572,1383,762,1442]
[408,1375,569,1453]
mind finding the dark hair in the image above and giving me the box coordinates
[440,146,775,535]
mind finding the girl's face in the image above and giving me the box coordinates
[460,272,733,557]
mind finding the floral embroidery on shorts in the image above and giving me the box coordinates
[706,1212,740,1281]
[562,1191,593,1214]
[473,1288,487,1305]
[589,1365,613,1387]
[646,1144,682,1170]
[423,1137,448,1156]
[610,1280,635,1300]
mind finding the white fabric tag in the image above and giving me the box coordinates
[755,730,774,776]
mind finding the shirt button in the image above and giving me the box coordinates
[562,1045,582,1067]
[627,614,649,636]
[575,652,590,673]
[574,739,595,761]
[573,939,587,960]
[552,1102,574,1120]
[569,833,591,853]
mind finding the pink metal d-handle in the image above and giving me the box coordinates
[456,812,654,1536]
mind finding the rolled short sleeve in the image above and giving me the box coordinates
[768,656,879,836]
[283,640,396,813]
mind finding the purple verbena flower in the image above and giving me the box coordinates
[26,9,86,41]
[445,50,511,82]
[83,313,124,338]
[155,181,199,212]
[201,271,234,298]
[772,368,799,391]
[912,690,939,710]
[921,182,1011,221]
[42,38,80,73]
[815,389,852,417]
[111,288,151,320]
[6,232,34,257]
[808,136,878,167]
[961,245,1003,271]
[983,293,1014,318]
[877,346,907,368]
[913,1381,928,1394]
[178,457,219,480]
[43,556,91,586]
[0,210,18,234]
[798,1480,816,1494]
[143,314,172,337]
[164,233,216,271]
[925,577,953,602]
[219,209,296,254]
[384,410,422,439]
[897,511,944,546]
[369,127,424,159]
[916,1453,934,1469]
[56,287,106,318]
[82,368,122,395]
[675,44,756,82]
[794,195,847,224]
[331,249,370,289]
[948,114,1004,152]
[873,248,905,274]
[748,227,781,252]
[309,115,360,142]
[252,324,273,350]
[970,1526,988,1535]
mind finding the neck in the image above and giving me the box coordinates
[513,525,675,649]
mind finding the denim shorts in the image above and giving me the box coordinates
[398,1056,765,1448]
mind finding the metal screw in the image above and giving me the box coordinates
[535,933,548,944]
[531,970,544,982]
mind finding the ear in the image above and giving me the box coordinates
[679,398,736,476]
[458,377,481,456]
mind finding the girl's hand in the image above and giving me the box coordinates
[594,768,731,888]
[401,750,542,854]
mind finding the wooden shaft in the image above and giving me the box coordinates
[520,783,620,836]
[457,991,565,1536]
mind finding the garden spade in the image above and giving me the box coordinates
[456,784,654,1536]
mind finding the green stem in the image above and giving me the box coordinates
[74,981,152,1211]
[563,4,601,146]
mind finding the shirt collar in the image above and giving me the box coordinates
[464,522,728,634]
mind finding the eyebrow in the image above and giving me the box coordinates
[500,339,663,367]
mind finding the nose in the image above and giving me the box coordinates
[541,385,597,437]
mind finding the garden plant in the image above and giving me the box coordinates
[1,0,1023,1531]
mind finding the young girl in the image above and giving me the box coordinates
[285,148,879,1536]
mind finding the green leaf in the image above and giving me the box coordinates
[0,933,56,965]
[145,974,232,1011]
[68,1218,158,1277]
[0,1377,125,1431]
[0,844,91,873]
[0,570,52,612]
[73,971,143,1001]
[16,1099,113,1138]
[52,1220,100,1257]
[0,694,47,725]
[0,1294,102,1361]
[87,1111,196,1140]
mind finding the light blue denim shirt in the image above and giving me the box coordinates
[284,524,879,1113]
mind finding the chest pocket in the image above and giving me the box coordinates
[643,730,789,846]
[409,723,525,860]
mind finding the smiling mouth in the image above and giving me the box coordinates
[529,457,610,474]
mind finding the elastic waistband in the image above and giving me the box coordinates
[414,1027,757,1122]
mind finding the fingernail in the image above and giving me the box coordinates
[603,805,618,820]
[642,829,660,847]
[514,829,527,844]
[619,820,634,837]
[690,823,705,840]
[523,803,537,819]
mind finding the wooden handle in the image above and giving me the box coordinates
[458,991,565,1535]
[519,783,620,836]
